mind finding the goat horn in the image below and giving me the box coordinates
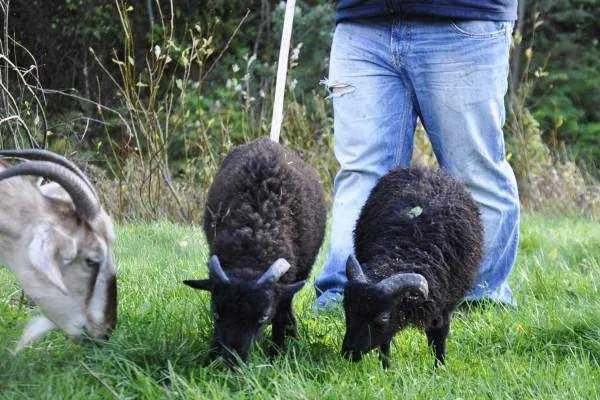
[256,258,291,285]
[0,161,99,219]
[208,255,230,283]
[0,149,98,200]
[346,254,368,283]
[377,273,429,299]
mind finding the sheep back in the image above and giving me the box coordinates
[354,166,484,316]
[203,137,326,284]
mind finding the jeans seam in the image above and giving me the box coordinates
[505,21,514,45]
[391,17,412,70]
[399,70,418,165]
[390,18,401,70]
[395,89,408,166]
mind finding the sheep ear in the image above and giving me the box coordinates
[27,225,74,295]
[183,279,213,291]
[346,254,367,283]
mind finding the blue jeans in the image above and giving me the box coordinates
[315,16,520,306]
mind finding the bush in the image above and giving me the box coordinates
[506,80,600,216]
[529,0,600,166]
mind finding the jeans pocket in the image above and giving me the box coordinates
[450,20,507,38]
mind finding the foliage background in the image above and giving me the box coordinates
[1,0,599,220]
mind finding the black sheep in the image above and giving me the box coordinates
[342,166,483,367]
[184,137,326,363]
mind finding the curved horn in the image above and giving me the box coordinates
[377,273,429,299]
[0,149,98,200]
[208,255,230,283]
[256,258,291,285]
[346,254,367,283]
[0,161,99,219]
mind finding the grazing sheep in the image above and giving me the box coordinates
[0,150,117,351]
[342,166,483,367]
[184,137,326,363]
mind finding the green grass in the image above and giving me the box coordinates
[1,213,599,399]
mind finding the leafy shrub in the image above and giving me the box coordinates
[529,0,600,166]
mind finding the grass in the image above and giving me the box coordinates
[1,213,599,399]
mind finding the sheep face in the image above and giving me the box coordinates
[341,255,429,362]
[210,281,277,362]
[184,255,303,364]
[342,283,398,361]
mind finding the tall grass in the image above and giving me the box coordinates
[89,0,220,222]
[85,0,336,223]
[505,26,600,216]
[0,0,48,149]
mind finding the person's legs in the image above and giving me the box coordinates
[315,19,418,308]
[407,19,519,304]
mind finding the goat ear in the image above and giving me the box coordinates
[183,279,212,291]
[280,280,306,297]
[27,225,75,295]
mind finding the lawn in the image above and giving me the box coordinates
[1,213,599,399]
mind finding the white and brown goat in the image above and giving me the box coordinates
[0,150,117,351]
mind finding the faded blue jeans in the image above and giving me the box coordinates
[315,16,520,307]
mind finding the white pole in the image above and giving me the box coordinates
[269,0,296,143]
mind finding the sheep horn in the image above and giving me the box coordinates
[346,254,367,283]
[377,273,429,299]
[208,255,230,283]
[256,258,291,285]
[0,149,98,200]
[0,161,99,220]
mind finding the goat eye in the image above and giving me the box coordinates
[85,259,100,269]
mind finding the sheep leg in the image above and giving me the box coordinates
[270,298,296,356]
[379,340,391,369]
[426,317,450,366]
